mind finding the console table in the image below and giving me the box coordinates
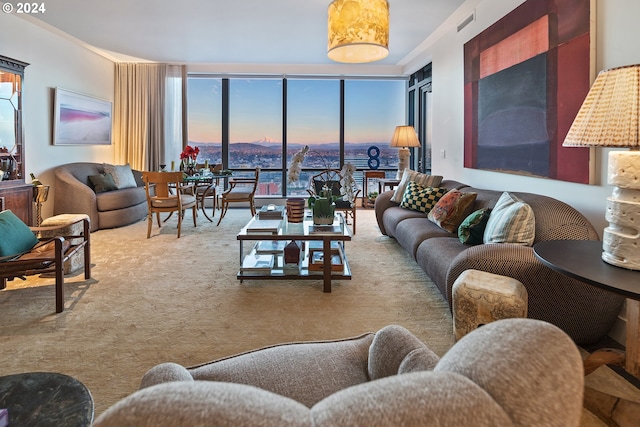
[0,372,94,426]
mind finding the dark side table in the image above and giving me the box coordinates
[0,372,94,426]
[535,240,640,425]
[534,240,640,377]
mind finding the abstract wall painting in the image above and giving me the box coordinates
[54,88,112,145]
[464,0,594,184]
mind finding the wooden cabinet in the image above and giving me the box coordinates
[0,55,31,224]
[0,183,32,224]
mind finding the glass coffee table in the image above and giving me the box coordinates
[237,212,352,292]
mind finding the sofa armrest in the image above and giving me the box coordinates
[373,190,397,235]
[53,168,99,231]
[446,243,625,344]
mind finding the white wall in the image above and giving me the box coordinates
[403,0,640,237]
[0,13,114,218]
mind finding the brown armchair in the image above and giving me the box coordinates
[307,169,360,234]
[0,211,90,313]
[217,167,260,226]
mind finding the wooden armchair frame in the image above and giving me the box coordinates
[143,171,197,238]
[0,217,91,313]
[217,167,260,226]
[307,169,360,234]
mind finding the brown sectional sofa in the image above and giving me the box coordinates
[54,162,147,232]
[375,179,624,345]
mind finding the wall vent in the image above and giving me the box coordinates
[457,11,475,33]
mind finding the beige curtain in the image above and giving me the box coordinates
[113,63,186,171]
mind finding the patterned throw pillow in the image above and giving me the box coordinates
[459,208,492,245]
[427,189,478,233]
[483,192,535,246]
[400,181,447,214]
[390,169,444,204]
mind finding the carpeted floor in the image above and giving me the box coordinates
[0,208,454,417]
[1,207,639,425]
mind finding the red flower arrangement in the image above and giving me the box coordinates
[180,145,200,163]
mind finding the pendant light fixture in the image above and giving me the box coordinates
[327,0,389,63]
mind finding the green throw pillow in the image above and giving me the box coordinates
[399,181,447,214]
[458,208,492,245]
[0,210,39,257]
[89,173,118,193]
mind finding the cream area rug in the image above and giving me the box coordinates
[0,208,454,417]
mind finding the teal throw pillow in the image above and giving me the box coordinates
[400,181,447,214]
[458,208,491,245]
[89,173,118,193]
[0,210,39,257]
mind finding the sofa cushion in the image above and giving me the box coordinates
[103,163,137,189]
[458,208,492,245]
[394,218,453,259]
[96,186,147,212]
[391,169,443,203]
[400,182,446,214]
[483,192,535,246]
[428,189,478,233]
[0,210,39,257]
[89,173,118,193]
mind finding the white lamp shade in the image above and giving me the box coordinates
[327,0,389,63]
[563,64,640,148]
[390,125,421,148]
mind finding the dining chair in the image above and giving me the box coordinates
[142,171,197,238]
[217,167,260,226]
[307,169,360,234]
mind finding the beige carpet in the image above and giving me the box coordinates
[2,207,639,425]
[0,208,454,417]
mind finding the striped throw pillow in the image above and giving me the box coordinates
[400,181,447,214]
[483,192,535,246]
[391,170,444,203]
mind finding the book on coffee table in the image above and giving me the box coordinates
[245,218,282,234]
[241,254,274,272]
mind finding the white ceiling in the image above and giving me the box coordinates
[26,0,466,69]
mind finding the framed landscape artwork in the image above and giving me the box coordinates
[463,0,594,184]
[54,88,112,145]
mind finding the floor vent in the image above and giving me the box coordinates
[457,11,475,33]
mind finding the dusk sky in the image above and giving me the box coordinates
[187,78,405,145]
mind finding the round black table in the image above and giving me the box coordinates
[534,239,640,378]
[0,372,94,426]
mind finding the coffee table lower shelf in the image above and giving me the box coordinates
[237,261,352,293]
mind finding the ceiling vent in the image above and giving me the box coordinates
[457,11,476,33]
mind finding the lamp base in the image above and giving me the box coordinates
[602,151,640,271]
[396,147,410,180]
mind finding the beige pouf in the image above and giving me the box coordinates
[452,269,528,341]
[39,214,90,275]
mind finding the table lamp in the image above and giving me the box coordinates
[390,125,421,179]
[563,64,640,270]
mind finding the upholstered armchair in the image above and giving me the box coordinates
[94,319,584,427]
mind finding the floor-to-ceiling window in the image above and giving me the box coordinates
[187,77,222,165]
[344,79,406,183]
[286,79,340,196]
[187,75,406,198]
[229,79,282,195]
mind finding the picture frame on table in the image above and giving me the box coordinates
[53,87,112,145]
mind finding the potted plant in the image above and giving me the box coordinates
[368,191,378,205]
[308,186,336,225]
